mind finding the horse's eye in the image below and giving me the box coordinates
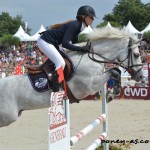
[134,53,139,58]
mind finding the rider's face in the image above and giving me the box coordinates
[84,16,94,26]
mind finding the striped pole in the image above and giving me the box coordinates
[70,114,106,146]
[86,132,107,150]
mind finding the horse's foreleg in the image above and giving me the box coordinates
[0,109,18,127]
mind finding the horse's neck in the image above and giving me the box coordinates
[67,53,105,99]
[66,50,86,68]
[65,40,128,99]
[92,38,128,61]
[66,38,128,70]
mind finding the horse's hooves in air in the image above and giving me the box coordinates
[106,91,114,103]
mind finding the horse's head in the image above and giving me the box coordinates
[87,26,143,82]
[119,37,143,82]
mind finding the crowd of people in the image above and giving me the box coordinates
[0,37,150,77]
[0,41,47,76]
[140,38,150,63]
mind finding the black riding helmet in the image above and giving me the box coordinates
[76,5,97,18]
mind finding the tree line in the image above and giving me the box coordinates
[97,0,150,31]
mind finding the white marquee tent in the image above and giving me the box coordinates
[13,25,31,41]
[80,25,93,34]
[28,25,46,41]
[106,22,112,28]
[141,23,150,34]
[125,21,141,34]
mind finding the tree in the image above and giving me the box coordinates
[0,34,20,49]
[0,12,31,37]
[143,31,150,41]
[102,0,150,31]
[96,21,122,28]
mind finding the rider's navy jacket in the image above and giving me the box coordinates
[40,20,82,51]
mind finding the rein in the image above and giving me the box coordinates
[87,38,143,76]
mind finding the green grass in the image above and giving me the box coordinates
[96,143,133,150]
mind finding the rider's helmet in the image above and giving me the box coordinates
[76,5,97,18]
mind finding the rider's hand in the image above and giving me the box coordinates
[81,45,91,53]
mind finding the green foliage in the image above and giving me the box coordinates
[143,31,150,40]
[78,33,88,42]
[0,34,20,48]
[103,0,150,31]
[96,143,132,150]
[0,12,31,37]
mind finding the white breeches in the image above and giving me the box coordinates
[37,38,65,70]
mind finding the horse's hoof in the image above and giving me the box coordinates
[106,95,113,103]
[106,91,114,103]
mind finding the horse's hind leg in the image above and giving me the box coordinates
[0,110,18,127]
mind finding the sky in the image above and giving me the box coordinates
[0,0,149,35]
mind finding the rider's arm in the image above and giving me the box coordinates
[62,21,83,51]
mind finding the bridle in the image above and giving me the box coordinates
[87,37,143,77]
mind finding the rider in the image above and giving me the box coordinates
[37,5,97,92]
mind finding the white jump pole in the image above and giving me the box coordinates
[102,83,109,150]
[86,132,107,150]
[70,114,106,146]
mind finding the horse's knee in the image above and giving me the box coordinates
[0,112,18,127]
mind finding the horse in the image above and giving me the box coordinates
[0,26,143,127]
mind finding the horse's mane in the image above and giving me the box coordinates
[88,26,137,41]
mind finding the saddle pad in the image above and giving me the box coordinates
[28,71,49,92]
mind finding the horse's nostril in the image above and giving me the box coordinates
[140,75,143,79]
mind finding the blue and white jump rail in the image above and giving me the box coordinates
[48,84,108,150]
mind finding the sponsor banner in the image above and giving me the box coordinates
[142,65,148,77]
[48,91,70,150]
[119,87,148,99]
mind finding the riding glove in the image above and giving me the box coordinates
[81,45,91,53]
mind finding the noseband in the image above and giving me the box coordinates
[88,37,143,77]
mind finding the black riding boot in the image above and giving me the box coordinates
[50,70,62,92]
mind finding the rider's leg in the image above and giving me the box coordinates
[37,38,65,92]
[37,38,65,69]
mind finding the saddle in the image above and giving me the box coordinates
[27,51,74,81]
[26,51,80,103]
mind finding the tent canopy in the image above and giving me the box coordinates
[106,22,112,27]
[125,21,140,34]
[141,23,150,34]
[80,25,93,34]
[13,25,31,41]
[28,25,46,41]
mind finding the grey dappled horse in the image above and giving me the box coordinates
[0,26,143,127]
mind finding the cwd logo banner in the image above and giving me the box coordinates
[120,87,148,99]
